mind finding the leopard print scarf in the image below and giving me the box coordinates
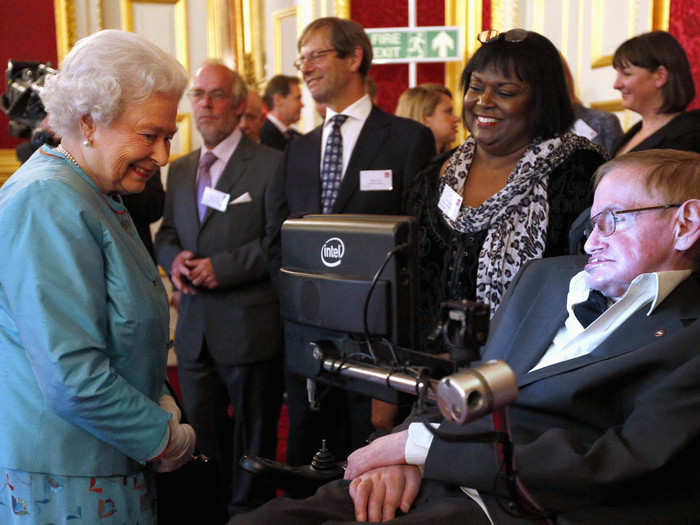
[440,135,574,316]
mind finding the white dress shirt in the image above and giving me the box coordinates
[266,113,290,135]
[198,128,242,188]
[404,269,693,524]
[321,94,373,179]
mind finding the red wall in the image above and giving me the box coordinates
[669,0,700,110]
[352,0,446,113]
[0,1,58,149]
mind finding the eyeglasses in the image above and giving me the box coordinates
[293,48,337,70]
[584,204,682,237]
[187,88,231,102]
[477,28,529,45]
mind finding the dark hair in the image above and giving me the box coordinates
[613,31,695,113]
[299,17,373,77]
[263,74,300,109]
[460,30,574,140]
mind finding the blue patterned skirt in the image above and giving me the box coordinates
[0,468,156,525]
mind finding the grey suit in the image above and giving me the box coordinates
[155,134,284,515]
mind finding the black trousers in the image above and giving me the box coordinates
[227,478,492,525]
[177,337,283,519]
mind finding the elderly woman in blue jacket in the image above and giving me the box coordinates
[0,30,194,524]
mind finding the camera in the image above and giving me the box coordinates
[1,60,59,160]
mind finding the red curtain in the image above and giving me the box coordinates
[669,0,700,110]
[352,0,446,113]
[0,0,58,149]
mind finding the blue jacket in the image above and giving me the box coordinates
[0,146,171,476]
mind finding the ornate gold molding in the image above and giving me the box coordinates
[54,0,77,64]
[0,150,20,186]
[120,0,190,72]
[335,0,350,19]
[652,0,670,30]
[248,0,265,89]
[207,0,234,64]
[445,0,478,143]
[591,0,669,69]
[174,113,192,159]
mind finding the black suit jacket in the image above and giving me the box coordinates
[267,105,436,273]
[260,118,299,151]
[155,135,284,365]
[425,256,700,524]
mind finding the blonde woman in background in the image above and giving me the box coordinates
[395,83,459,153]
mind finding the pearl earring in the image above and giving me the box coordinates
[83,139,91,147]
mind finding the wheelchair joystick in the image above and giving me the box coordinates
[239,440,345,492]
[310,439,337,471]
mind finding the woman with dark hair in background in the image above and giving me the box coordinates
[408,29,605,348]
[612,30,700,155]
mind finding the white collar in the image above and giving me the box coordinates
[266,113,289,134]
[324,94,372,127]
[201,127,242,162]
[568,268,693,317]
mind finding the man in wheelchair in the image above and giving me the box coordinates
[231,149,700,524]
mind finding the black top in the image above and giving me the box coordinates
[407,144,605,348]
[612,109,700,155]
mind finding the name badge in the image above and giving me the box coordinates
[571,118,598,141]
[202,186,230,212]
[438,184,463,221]
[360,169,393,191]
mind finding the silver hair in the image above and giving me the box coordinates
[41,29,188,137]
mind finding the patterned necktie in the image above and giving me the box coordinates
[320,114,348,214]
[196,151,217,222]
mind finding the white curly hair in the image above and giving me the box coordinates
[41,30,188,137]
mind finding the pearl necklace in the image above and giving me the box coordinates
[56,144,80,168]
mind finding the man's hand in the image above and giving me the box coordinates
[170,250,196,294]
[345,430,408,480]
[185,257,219,289]
[348,465,421,522]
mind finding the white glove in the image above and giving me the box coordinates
[151,422,196,473]
[159,394,181,424]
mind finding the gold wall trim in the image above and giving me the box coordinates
[652,0,670,30]
[590,99,624,113]
[54,0,77,64]
[445,0,479,144]
[175,113,192,158]
[0,150,20,186]
[120,0,190,72]
[590,0,610,69]
[335,0,351,19]
[273,7,299,75]
[207,0,233,63]
[233,0,245,72]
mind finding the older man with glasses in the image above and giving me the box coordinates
[235,149,700,524]
[155,60,284,520]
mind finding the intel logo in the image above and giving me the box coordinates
[321,237,345,267]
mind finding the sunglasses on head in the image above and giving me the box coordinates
[477,28,529,45]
